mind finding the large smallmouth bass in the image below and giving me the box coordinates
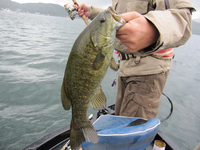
[61,6,126,150]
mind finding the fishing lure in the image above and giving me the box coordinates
[111,72,118,88]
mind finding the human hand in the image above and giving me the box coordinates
[116,12,159,53]
[73,3,90,17]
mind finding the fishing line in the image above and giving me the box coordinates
[160,93,173,123]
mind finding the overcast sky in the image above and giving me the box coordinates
[12,0,200,19]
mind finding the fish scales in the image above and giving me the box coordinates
[61,6,126,150]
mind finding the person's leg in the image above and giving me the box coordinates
[115,76,125,115]
[115,71,169,119]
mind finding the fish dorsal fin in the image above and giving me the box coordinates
[61,78,71,110]
[91,86,107,110]
[109,56,118,71]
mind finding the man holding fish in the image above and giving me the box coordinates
[75,0,195,119]
[62,0,195,149]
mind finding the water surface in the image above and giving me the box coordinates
[0,10,200,150]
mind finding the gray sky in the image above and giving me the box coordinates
[11,0,112,8]
[12,0,200,19]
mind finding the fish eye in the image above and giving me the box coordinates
[100,17,106,23]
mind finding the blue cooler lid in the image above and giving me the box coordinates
[81,115,160,150]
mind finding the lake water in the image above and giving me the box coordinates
[0,10,200,150]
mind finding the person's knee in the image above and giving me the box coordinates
[136,105,159,119]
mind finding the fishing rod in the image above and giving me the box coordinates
[64,0,89,25]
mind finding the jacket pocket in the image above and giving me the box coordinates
[127,1,149,14]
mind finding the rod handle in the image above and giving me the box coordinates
[72,0,89,25]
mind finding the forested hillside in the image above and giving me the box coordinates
[0,0,68,17]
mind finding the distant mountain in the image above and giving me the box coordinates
[1,0,200,35]
[0,0,68,17]
[192,21,200,35]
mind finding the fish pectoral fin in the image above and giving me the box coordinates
[110,56,119,71]
[91,86,107,110]
[61,79,71,110]
[93,51,105,70]
[101,47,108,56]
[70,121,99,150]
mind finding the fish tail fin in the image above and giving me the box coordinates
[70,121,99,150]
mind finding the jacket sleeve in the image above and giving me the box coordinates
[88,6,104,20]
[142,0,195,54]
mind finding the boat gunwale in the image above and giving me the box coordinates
[22,105,181,150]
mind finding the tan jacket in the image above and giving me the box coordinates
[88,0,195,76]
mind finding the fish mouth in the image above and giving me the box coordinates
[108,6,126,24]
